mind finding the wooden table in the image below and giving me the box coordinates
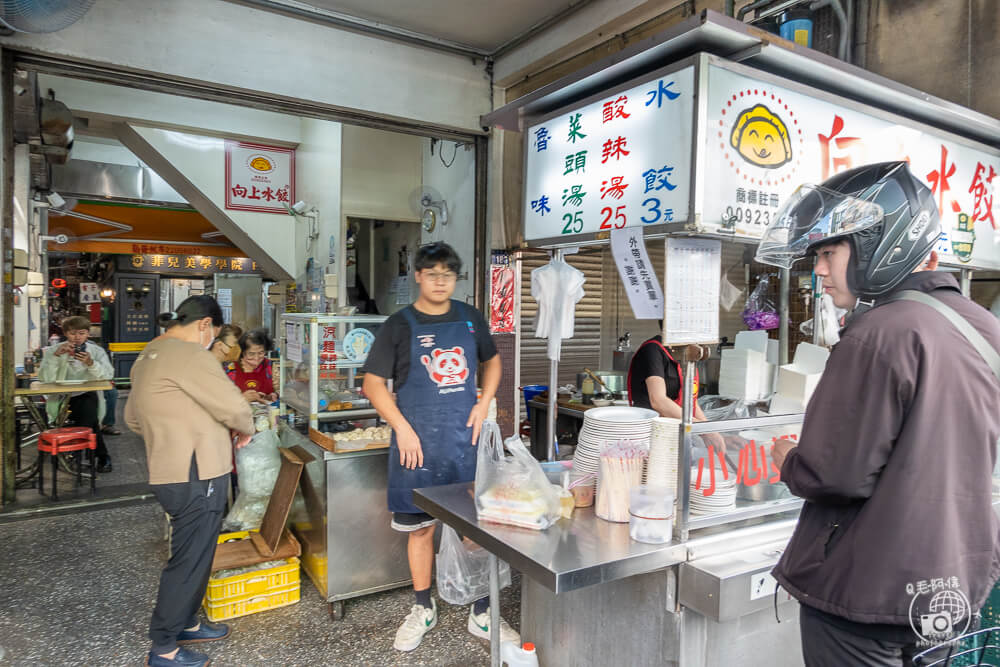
[14,381,113,486]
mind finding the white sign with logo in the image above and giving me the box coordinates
[78,282,100,304]
[523,66,695,242]
[702,63,1000,269]
[225,141,295,214]
[610,227,663,319]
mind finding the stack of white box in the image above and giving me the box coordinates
[770,342,830,414]
[719,331,776,401]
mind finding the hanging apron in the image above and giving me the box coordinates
[387,302,479,513]
[627,338,699,408]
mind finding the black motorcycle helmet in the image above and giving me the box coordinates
[756,161,941,301]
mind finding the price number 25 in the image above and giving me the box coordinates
[600,206,627,230]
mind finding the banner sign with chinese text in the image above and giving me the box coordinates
[702,62,1000,270]
[523,66,695,242]
[225,141,295,214]
[117,254,261,275]
[611,227,663,320]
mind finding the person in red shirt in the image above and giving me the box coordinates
[225,329,276,403]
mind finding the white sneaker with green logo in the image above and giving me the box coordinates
[393,599,438,652]
[467,607,521,644]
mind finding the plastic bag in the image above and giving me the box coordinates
[435,525,511,605]
[474,420,560,530]
[742,276,780,330]
[224,429,282,531]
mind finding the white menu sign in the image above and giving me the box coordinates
[702,64,1000,269]
[225,140,295,214]
[523,66,695,241]
[78,282,100,304]
[611,227,663,319]
[664,238,721,345]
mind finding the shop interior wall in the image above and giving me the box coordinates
[420,138,476,305]
[12,145,37,364]
[295,117,343,305]
[1,0,491,133]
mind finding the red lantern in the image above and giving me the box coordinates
[50,278,67,289]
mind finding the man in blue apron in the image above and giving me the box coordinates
[363,242,518,652]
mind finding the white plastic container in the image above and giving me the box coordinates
[501,641,540,667]
[628,486,674,544]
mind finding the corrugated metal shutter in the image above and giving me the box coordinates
[519,251,604,387]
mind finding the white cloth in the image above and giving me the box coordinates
[531,258,585,360]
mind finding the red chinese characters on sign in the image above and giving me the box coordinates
[489,265,515,333]
[225,140,295,214]
[601,136,630,164]
[322,326,338,341]
[969,162,998,230]
[927,145,962,215]
[817,115,862,180]
[693,435,797,497]
[602,95,631,123]
[600,176,629,200]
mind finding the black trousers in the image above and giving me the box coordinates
[800,604,919,667]
[66,392,109,461]
[149,459,229,655]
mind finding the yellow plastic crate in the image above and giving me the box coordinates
[205,556,300,602]
[203,583,300,622]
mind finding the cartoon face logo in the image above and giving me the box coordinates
[245,380,258,390]
[420,347,469,387]
[730,104,792,169]
[247,154,275,173]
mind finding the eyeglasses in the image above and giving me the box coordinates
[422,271,457,283]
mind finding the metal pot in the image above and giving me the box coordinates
[576,370,626,395]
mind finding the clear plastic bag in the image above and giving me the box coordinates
[435,525,511,605]
[474,420,560,530]
[223,429,282,531]
[742,276,780,330]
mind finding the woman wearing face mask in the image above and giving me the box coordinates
[125,295,254,667]
[209,324,243,365]
[225,328,276,404]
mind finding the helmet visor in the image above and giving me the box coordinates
[755,184,884,269]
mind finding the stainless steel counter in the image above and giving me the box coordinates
[414,482,687,594]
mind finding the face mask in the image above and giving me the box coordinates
[200,326,213,350]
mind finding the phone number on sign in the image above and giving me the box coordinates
[560,198,674,235]
[724,204,773,229]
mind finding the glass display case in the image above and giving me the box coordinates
[674,413,806,540]
[278,313,387,430]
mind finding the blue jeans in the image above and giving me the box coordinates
[102,387,118,427]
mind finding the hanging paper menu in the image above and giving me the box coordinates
[611,227,663,319]
[663,238,721,345]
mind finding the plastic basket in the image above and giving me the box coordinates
[203,583,300,622]
[205,557,300,602]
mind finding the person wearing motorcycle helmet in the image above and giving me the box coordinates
[756,162,1000,666]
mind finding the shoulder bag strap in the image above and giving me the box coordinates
[889,290,1000,381]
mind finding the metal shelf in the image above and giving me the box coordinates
[686,497,804,531]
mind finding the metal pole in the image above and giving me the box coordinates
[546,249,564,462]
[779,268,791,365]
[960,269,972,298]
[488,552,501,667]
[676,348,697,543]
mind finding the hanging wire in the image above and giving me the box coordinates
[439,141,460,168]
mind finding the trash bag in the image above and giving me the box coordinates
[474,420,560,530]
[435,525,511,605]
[742,276,780,330]
[224,429,282,531]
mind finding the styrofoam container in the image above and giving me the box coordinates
[769,393,806,415]
[775,343,830,404]
[719,348,766,400]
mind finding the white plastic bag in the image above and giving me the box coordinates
[435,525,511,605]
[224,429,281,531]
[474,420,560,530]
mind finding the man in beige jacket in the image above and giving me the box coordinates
[125,296,253,667]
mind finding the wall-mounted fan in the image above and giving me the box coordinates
[409,186,449,233]
[0,0,97,34]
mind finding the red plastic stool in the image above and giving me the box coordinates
[38,427,97,500]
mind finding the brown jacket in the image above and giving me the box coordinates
[773,271,1000,626]
[125,337,254,484]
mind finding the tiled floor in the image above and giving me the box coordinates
[0,501,520,666]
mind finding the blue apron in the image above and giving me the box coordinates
[387,301,479,513]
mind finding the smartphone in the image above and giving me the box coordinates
[74,343,86,356]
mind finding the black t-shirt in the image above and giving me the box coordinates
[628,336,681,409]
[362,301,497,390]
